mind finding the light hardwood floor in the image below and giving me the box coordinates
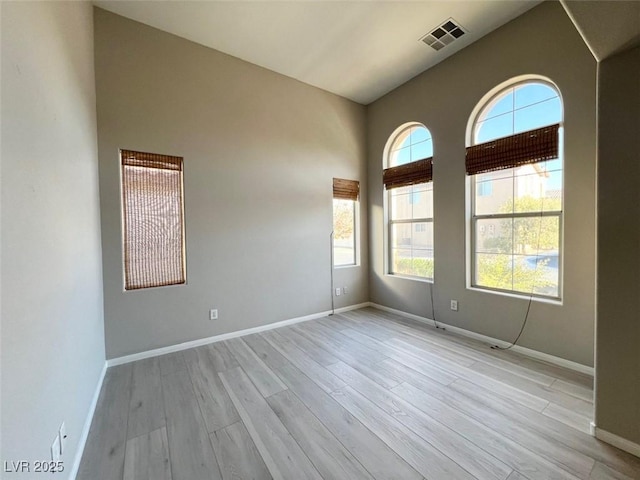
[77,307,640,480]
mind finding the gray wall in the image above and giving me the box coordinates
[1,1,105,474]
[94,9,368,359]
[367,1,597,366]
[595,45,640,445]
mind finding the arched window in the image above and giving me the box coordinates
[466,79,563,298]
[383,123,434,279]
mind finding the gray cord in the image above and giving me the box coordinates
[492,196,548,351]
[329,231,335,316]
[429,281,444,330]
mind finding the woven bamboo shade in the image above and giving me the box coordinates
[121,150,186,290]
[383,157,432,190]
[466,123,559,176]
[333,178,359,201]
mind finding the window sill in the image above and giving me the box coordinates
[334,264,359,270]
[467,286,562,305]
[385,273,433,284]
[123,281,187,293]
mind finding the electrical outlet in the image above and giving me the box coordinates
[210,309,218,320]
[51,435,61,462]
[335,288,341,296]
[450,300,459,311]
[59,422,66,455]
[342,286,348,294]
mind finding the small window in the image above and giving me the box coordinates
[467,80,563,299]
[333,178,359,267]
[383,124,434,280]
[121,150,186,290]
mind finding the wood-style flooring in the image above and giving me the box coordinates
[77,307,640,480]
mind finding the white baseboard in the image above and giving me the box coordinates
[594,426,640,458]
[69,361,108,480]
[107,302,370,367]
[369,303,594,376]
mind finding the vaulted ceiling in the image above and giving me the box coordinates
[94,1,541,104]
[94,1,640,104]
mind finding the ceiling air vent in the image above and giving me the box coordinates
[421,19,466,51]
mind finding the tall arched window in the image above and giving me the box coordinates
[466,79,563,298]
[384,123,434,280]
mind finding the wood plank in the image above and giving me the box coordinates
[305,321,390,362]
[449,378,640,479]
[327,361,513,480]
[77,364,133,480]
[157,352,187,376]
[162,372,222,480]
[344,359,403,390]
[589,462,636,480]
[77,309,640,480]
[275,326,340,366]
[315,315,351,331]
[267,389,374,480]
[339,325,421,359]
[224,338,287,397]
[434,327,594,390]
[274,362,422,480]
[335,313,396,338]
[355,308,593,390]
[381,345,551,413]
[332,311,368,325]
[376,319,557,386]
[507,472,530,480]
[219,366,323,480]
[242,333,290,371]
[387,365,596,479]
[551,378,594,403]
[291,325,376,368]
[467,360,594,417]
[205,342,240,372]
[341,328,459,386]
[211,422,271,480]
[123,427,172,480]
[183,347,240,433]
[392,382,581,480]
[127,357,165,439]
[291,323,384,367]
[543,402,593,434]
[387,335,477,368]
[331,385,477,480]
[261,331,345,394]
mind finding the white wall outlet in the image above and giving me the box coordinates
[59,422,66,455]
[210,309,218,320]
[335,287,341,296]
[450,300,459,311]
[342,286,348,294]
[51,435,61,462]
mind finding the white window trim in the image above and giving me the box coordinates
[465,76,564,301]
[382,122,434,282]
[333,197,360,269]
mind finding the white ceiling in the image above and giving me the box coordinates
[94,1,542,105]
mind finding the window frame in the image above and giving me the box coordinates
[332,196,359,268]
[120,149,187,291]
[383,122,434,282]
[466,77,564,301]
